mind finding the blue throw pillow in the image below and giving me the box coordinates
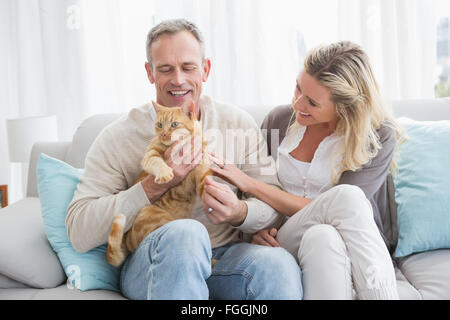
[36,153,121,291]
[393,118,450,257]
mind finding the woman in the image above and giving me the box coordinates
[208,41,404,300]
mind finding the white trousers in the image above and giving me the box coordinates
[276,184,399,300]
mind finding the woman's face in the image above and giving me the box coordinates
[292,70,339,131]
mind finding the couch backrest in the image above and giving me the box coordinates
[63,98,450,166]
[391,98,450,120]
[27,98,450,198]
[64,113,125,169]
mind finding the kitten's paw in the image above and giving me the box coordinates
[142,163,152,174]
[141,155,154,173]
[154,167,174,184]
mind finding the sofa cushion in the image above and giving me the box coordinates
[0,273,33,289]
[0,198,66,288]
[396,249,450,299]
[393,118,450,257]
[37,154,121,292]
[394,267,421,300]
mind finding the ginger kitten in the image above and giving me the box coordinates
[106,101,212,267]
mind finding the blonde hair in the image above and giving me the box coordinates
[292,41,406,183]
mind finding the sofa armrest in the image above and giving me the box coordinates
[26,141,71,197]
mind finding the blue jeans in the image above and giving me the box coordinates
[120,219,303,300]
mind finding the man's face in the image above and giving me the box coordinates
[145,31,211,116]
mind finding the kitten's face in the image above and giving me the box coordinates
[154,103,194,146]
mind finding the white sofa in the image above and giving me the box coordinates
[1,98,450,300]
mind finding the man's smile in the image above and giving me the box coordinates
[168,90,191,97]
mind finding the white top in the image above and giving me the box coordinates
[277,124,344,199]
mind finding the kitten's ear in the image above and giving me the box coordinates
[152,101,162,113]
[187,101,196,120]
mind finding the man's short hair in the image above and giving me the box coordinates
[146,19,205,68]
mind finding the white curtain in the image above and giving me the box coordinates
[0,0,440,204]
[151,0,302,116]
[336,0,437,100]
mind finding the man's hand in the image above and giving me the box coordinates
[141,136,203,202]
[202,176,248,227]
[251,228,281,247]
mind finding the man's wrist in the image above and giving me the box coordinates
[230,200,248,227]
[141,178,167,203]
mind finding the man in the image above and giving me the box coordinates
[66,19,302,300]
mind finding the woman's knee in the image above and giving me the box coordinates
[330,184,366,202]
[324,184,373,219]
[300,224,346,259]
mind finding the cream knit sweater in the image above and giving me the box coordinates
[66,96,283,253]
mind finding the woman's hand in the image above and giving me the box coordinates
[207,152,254,194]
[251,228,281,247]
